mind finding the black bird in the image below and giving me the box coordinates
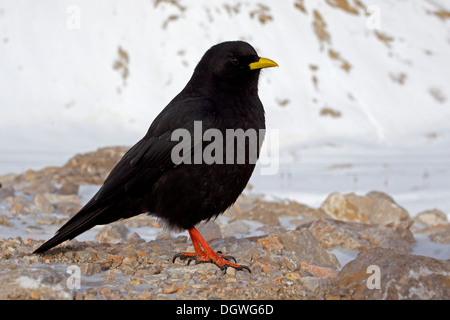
[33,41,278,272]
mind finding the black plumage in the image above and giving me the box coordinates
[33,41,278,272]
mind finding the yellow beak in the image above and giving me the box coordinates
[249,57,279,70]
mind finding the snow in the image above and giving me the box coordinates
[0,1,449,244]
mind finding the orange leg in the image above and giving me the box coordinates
[173,227,251,273]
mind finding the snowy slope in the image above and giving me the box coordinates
[1,0,449,151]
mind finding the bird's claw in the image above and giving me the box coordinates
[172,251,250,273]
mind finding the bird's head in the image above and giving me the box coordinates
[188,41,278,94]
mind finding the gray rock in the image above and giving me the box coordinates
[429,230,450,244]
[195,220,222,242]
[299,276,332,294]
[0,215,12,227]
[298,218,412,253]
[333,247,450,299]
[80,263,102,276]
[58,182,80,195]
[22,181,58,196]
[95,224,129,243]
[33,194,55,213]
[319,191,414,243]
[280,229,340,268]
[0,186,15,199]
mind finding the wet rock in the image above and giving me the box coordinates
[298,218,411,253]
[280,229,340,268]
[333,247,450,299]
[95,224,129,243]
[33,194,55,213]
[415,209,448,227]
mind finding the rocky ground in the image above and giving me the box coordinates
[0,147,449,300]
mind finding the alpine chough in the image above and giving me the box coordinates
[34,41,278,272]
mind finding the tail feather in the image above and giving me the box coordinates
[33,205,109,254]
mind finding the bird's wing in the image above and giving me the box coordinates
[90,97,215,205]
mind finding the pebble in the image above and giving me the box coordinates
[34,194,55,214]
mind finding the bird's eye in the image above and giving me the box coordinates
[230,58,239,66]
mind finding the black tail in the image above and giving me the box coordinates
[33,204,110,254]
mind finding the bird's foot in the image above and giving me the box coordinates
[172,250,251,273]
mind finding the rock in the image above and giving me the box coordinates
[0,263,71,299]
[128,232,146,244]
[225,199,328,225]
[0,186,15,199]
[0,173,18,189]
[0,215,12,227]
[253,256,280,273]
[195,220,222,242]
[22,181,57,196]
[33,194,55,213]
[80,263,102,276]
[58,182,80,195]
[333,247,450,299]
[8,197,35,215]
[429,230,450,244]
[415,209,448,227]
[300,262,338,279]
[257,234,284,254]
[53,202,82,216]
[53,146,129,185]
[236,245,262,263]
[43,193,80,205]
[298,218,411,253]
[299,276,332,295]
[36,215,57,226]
[280,229,340,268]
[95,224,129,243]
[319,191,414,243]
[321,191,410,224]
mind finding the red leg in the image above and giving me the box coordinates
[173,227,250,273]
